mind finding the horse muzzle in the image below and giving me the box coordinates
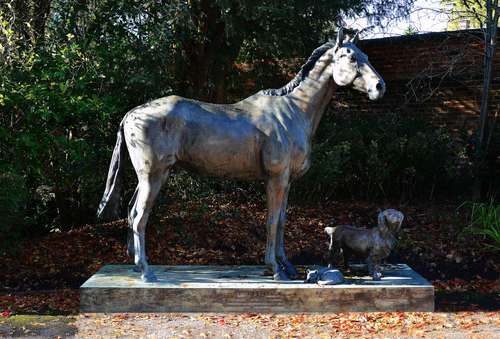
[367,80,385,100]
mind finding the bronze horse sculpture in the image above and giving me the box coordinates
[97,28,386,282]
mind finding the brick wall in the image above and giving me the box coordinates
[330,29,499,138]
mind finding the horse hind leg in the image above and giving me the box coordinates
[130,173,164,282]
[127,186,139,258]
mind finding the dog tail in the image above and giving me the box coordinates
[324,226,336,236]
[324,226,337,251]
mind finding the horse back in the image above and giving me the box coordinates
[124,95,309,180]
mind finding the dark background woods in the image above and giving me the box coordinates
[0,0,498,256]
[0,0,417,235]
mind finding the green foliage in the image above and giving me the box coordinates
[404,25,418,35]
[161,169,263,204]
[462,199,500,252]
[0,39,124,232]
[0,0,416,236]
[294,114,470,201]
[44,0,415,102]
[0,167,28,247]
[441,0,486,30]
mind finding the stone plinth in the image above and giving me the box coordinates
[80,264,434,313]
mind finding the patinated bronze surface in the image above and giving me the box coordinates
[305,267,345,285]
[97,28,386,282]
[325,209,404,280]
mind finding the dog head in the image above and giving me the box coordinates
[305,269,321,283]
[377,209,404,236]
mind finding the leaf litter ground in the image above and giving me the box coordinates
[1,193,499,337]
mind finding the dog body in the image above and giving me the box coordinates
[305,267,344,285]
[325,209,404,280]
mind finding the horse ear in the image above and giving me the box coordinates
[344,30,360,44]
[336,27,344,48]
[351,30,360,44]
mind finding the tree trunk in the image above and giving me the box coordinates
[12,0,31,43]
[473,0,499,200]
[32,0,52,48]
[181,0,243,102]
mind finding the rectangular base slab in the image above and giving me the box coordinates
[80,264,434,313]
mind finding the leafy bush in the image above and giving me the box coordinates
[0,167,28,238]
[0,40,124,232]
[161,169,264,204]
[294,113,471,201]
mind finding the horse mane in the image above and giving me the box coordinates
[261,40,336,96]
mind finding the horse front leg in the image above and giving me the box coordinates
[276,184,298,279]
[265,175,289,281]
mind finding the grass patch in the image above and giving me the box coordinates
[0,315,76,337]
[1,314,73,325]
[461,199,500,252]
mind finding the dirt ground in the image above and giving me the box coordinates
[1,198,499,337]
[1,312,499,338]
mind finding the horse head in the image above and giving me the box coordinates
[331,28,386,100]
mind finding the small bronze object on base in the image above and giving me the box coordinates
[325,209,404,281]
[305,267,345,285]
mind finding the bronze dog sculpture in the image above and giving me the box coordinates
[97,28,386,282]
[305,267,344,285]
[325,209,404,280]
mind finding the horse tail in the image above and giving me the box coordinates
[97,120,127,221]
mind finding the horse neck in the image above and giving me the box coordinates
[288,50,335,137]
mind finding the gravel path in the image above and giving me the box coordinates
[1,312,499,338]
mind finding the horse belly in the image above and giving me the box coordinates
[178,122,264,179]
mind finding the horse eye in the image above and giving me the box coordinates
[350,55,357,63]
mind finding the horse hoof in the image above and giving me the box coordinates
[273,270,290,281]
[142,271,157,283]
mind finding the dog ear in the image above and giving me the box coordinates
[393,212,404,233]
[377,211,385,227]
[378,211,390,237]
